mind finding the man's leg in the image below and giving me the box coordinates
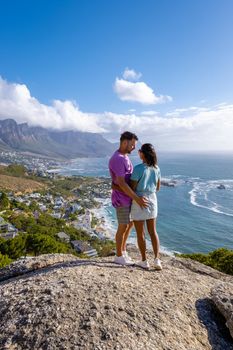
[115,223,129,257]
[122,221,133,252]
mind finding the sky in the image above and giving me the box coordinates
[0,0,233,152]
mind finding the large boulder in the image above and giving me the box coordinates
[0,251,233,349]
[211,282,233,339]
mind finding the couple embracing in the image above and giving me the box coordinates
[109,131,162,270]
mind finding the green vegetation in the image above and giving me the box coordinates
[28,200,40,211]
[0,192,10,210]
[77,208,85,215]
[10,199,29,211]
[91,237,115,257]
[91,216,99,228]
[178,248,233,275]
[0,173,114,269]
[0,252,12,268]
[26,233,70,256]
[0,233,72,260]
[49,177,87,197]
[0,235,27,259]
[0,164,27,177]
[8,212,89,240]
[0,208,115,266]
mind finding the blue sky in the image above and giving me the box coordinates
[0,0,233,151]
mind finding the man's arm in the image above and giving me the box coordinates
[116,176,148,208]
[112,183,123,192]
[112,180,137,192]
[129,179,138,192]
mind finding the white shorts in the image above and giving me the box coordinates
[131,192,158,221]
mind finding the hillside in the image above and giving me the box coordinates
[0,119,116,159]
[0,174,46,193]
[0,248,233,350]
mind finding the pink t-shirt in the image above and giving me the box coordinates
[108,150,133,208]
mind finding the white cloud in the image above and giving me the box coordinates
[114,68,172,105]
[114,78,172,105]
[1,76,233,152]
[0,77,105,133]
[128,109,136,113]
[165,106,210,118]
[122,68,142,81]
[141,110,158,116]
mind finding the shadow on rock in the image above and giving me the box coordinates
[195,298,233,349]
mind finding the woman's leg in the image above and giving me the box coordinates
[133,220,146,261]
[146,218,160,258]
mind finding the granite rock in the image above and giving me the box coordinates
[0,249,233,350]
[211,282,233,339]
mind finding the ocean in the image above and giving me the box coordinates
[58,153,233,254]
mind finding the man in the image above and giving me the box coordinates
[109,131,148,265]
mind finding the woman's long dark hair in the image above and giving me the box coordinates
[140,143,157,167]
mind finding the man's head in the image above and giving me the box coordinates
[119,131,138,154]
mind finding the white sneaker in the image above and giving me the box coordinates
[136,260,150,270]
[154,258,162,270]
[114,255,134,266]
[122,250,133,262]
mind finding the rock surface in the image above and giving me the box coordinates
[0,248,233,350]
[211,282,233,339]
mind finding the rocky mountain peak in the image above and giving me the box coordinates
[0,118,116,158]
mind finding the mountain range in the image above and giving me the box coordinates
[0,119,116,159]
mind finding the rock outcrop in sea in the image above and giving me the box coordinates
[0,248,233,350]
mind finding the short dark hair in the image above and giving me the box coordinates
[120,131,138,142]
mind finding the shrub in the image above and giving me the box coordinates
[0,252,12,268]
[0,192,10,210]
[6,164,27,177]
[26,233,70,256]
[92,239,115,257]
[178,248,233,275]
[0,235,27,259]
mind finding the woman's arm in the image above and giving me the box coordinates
[156,178,161,192]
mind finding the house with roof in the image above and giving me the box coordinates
[51,212,62,219]
[69,203,82,213]
[0,231,18,239]
[0,217,9,232]
[71,240,97,257]
[0,217,18,239]
[57,231,70,243]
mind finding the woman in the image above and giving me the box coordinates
[130,143,162,270]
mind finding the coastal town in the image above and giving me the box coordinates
[0,160,114,264]
[0,150,65,178]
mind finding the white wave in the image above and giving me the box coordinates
[162,175,201,185]
[91,198,116,237]
[161,176,184,185]
[189,179,233,217]
[170,175,183,178]
[61,168,85,172]
[46,168,62,173]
